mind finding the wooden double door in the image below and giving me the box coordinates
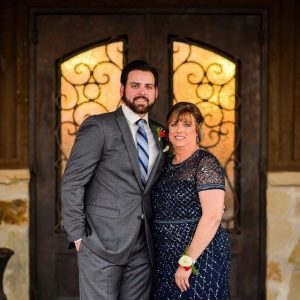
[31,9,266,300]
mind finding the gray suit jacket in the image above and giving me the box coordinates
[61,107,165,265]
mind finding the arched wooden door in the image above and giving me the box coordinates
[30,10,266,300]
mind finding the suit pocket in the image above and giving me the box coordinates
[86,205,120,219]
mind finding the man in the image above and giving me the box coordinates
[61,60,165,299]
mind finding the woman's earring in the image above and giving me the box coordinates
[196,135,200,144]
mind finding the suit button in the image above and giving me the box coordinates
[138,214,144,220]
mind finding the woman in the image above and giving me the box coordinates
[151,102,230,300]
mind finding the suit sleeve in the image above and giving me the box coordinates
[61,116,104,242]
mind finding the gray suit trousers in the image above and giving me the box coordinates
[77,224,152,300]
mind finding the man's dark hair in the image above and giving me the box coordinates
[120,60,158,87]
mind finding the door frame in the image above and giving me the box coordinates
[29,6,268,299]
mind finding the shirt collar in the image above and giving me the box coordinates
[121,104,149,125]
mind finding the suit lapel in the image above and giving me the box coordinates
[144,122,164,193]
[115,107,144,190]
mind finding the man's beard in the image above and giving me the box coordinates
[122,92,156,114]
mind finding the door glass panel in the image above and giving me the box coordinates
[171,39,239,231]
[58,40,124,172]
[55,39,125,230]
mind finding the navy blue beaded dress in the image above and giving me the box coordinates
[151,149,230,300]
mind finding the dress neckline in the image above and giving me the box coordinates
[170,148,200,167]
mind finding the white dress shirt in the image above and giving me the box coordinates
[122,104,159,175]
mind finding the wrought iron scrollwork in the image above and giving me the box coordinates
[171,38,241,231]
[55,37,126,232]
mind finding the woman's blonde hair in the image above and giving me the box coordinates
[166,102,204,146]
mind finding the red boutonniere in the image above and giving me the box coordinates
[155,127,166,141]
[155,126,169,152]
[158,129,166,140]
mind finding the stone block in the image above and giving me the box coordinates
[0,199,28,225]
[267,219,293,254]
[267,260,282,282]
[0,170,30,183]
[267,189,290,216]
[289,238,300,269]
[268,172,300,187]
[288,269,300,300]
[295,195,300,217]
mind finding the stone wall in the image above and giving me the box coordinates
[267,172,300,300]
[0,170,29,300]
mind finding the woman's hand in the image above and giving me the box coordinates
[175,266,192,292]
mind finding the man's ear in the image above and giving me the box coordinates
[120,84,125,97]
[155,87,158,98]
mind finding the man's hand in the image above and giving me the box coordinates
[75,239,81,252]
